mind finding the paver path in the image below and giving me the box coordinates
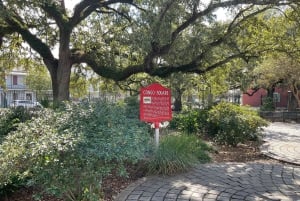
[116,123,300,201]
[116,163,300,201]
[261,122,300,165]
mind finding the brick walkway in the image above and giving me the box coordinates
[116,123,300,201]
[261,122,300,165]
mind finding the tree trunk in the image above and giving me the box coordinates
[173,97,182,112]
[267,85,275,98]
[173,88,183,112]
[291,83,300,110]
[44,48,72,103]
[56,60,71,101]
[268,85,275,104]
[45,60,71,103]
[44,30,72,103]
[290,96,298,110]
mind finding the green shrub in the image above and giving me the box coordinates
[0,109,17,141]
[148,134,211,175]
[0,101,151,200]
[40,99,51,108]
[170,109,209,134]
[208,102,268,146]
[0,108,33,142]
[260,97,275,111]
[123,95,140,119]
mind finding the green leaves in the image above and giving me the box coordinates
[170,109,209,134]
[170,100,268,147]
[0,101,151,200]
[148,134,211,175]
[208,102,268,146]
[0,108,34,142]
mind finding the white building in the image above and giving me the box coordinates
[0,69,38,107]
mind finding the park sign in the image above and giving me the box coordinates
[140,83,172,124]
[140,83,172,147]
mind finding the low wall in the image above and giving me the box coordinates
[260,111,300,123]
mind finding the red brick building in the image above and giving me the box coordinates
[242,88,290,109]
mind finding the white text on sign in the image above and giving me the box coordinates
[142,90,169,96]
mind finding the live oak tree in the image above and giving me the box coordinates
[1,0,299,102]
[254,54,300,109]
[238,7,300,108]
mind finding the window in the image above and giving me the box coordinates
[26,93,32,100]
[273,92,280,103]
[13,75,18,85]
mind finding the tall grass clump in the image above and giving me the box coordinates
[148,134,211,175]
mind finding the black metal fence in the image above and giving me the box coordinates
[259,111,300,123]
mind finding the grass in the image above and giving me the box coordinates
[148,134,211,175]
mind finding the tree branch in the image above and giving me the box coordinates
[243,87,260,96]
[74,0,296,81]
[142,0,286,74]
[0,1,57,65]
[156,0,176,34]
[80,50,254,82]
[76,51,144,81]
[70,0,133,27]
[100,5,131,22]
[40,1,68,30]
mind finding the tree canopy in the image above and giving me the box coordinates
[1,0,299,101]
[238,7,300,107]
[257,54,300,99]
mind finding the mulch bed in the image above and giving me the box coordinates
[1,140,277,201]
[210,141,278,163]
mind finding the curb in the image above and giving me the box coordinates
[260,142,300,166]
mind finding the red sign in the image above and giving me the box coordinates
[140,83,172,123]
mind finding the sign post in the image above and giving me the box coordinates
[140,83,172,147]
[154,122,160,148]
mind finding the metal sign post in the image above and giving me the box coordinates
[154,122,160,148]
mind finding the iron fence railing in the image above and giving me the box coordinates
[259,111,300,123]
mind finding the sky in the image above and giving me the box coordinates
[65,0,82,14]
[64,0,81,10]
